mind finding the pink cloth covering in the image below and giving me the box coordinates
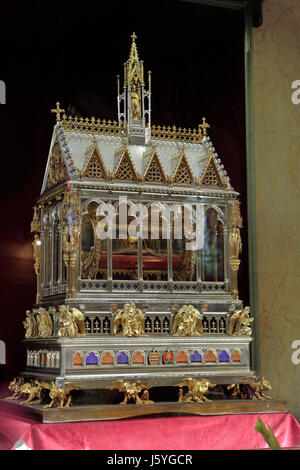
[0,406,300,450]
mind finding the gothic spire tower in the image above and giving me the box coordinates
[117,32,152,145]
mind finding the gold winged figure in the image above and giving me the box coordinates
[227,376,272,400]
[229,306,254,336]
[23,310,38,338]
[6,379,50,405]
[177,378,216,403]
[5,377,24,400]
[109,380,154,405]
[43,382,80,409]
[36,307,53,337]
[173,305,203,336]
[58,305,86,337]
[19,380,50,405]
[113,303,146,336]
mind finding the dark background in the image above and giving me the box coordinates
[0,0,247,383]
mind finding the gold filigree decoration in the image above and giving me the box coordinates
[124,32,144,88]
[151,124,205,144]
[114,150,138,181]
[173,305,203,336]
[46,142,68,189]
[61,114,209,144]
[62,114,124,135]
[143,152,166,183]
[109,380,154,405]
[30,206,41,233]
[172,152,193,185]
[81,148,107,180]
[123,32,144,121]
[30,205,41,303]
[113,303,146,336]
[230,200,243,230]
[177,378,216,403]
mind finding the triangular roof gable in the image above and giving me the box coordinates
[41,130,69,194]
[200,152,224,187]
[81,144,108,180]
[113,148,138,181]
[143,151,167,184]
[171,151,194,186]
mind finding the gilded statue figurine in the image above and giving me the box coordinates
[43,382,80,409]
[58,305,86,337]
[173,305,203,336]
[5,377,24,400]
[177,378,216,403]
[37,307,53,337]
[113,303,146,336]
[131,86,140,120]
[32,234,41,275]
[230,227,242,260]
[109,380,154,405]
[23,310,37,338]
[226,376,272,400]
[229,306,253,336]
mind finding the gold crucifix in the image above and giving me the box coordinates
[200,117,210,135]
[51,101,65,121]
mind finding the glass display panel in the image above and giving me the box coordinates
[142,206,168,281]
[112,203,138,280]
[201,207,224,282]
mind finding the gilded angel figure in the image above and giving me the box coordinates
[23,310,37,338]
[113,303,145,336]
[58,305,86,337]
[173,305,203,336]
[37,307,53,337]
[229,306,253,336]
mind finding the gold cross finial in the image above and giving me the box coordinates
[131,32,137,42]
[200,117,210,135]
[51,101,65,121]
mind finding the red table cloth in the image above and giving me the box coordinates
[0,407,300,450]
